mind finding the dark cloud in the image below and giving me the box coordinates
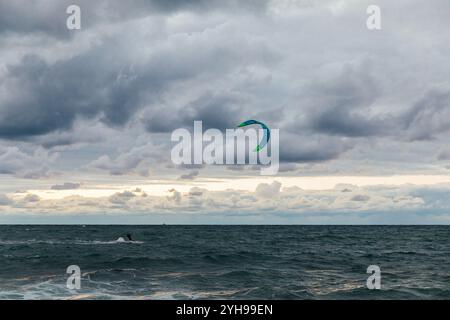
[179,170,199,180]
[0,1,69,37]
[288,59,450,147]
[23,194,41,203]
[277,163,298,172]
[51,182,81,190]
[0,49,189,138]
[183,93,246,131]
[143,92,245,133]
[402,90,450,141]
[279,133,351,163]
[437,149,450,161]
[0,52,120,138]
[1,19,277,142]
[226,165,246,171]
[0,0,269,38]
[291,60,395,138]
[1,0,450,180]
[351,195,370,202]
[0,146,56,178]
[310,108,394,138]
[148,0,269,13]
[174,164,205,170]
[89,147,150,176]
[188,187,205,196]
[306,87,450,141]
[109,190,136,204]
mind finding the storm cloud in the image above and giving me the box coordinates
[1,0,450,185]
[0,0,269,37]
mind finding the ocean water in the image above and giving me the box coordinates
[0,225,449,300]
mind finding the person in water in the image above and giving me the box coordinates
[126,233,133,241]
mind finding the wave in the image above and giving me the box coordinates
[0,239,144,245]
[76,240,144,245]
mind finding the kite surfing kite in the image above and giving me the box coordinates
[237,120,270,152]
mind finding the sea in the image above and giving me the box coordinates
[0,225,449,300]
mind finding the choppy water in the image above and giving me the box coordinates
[0,225,449,300]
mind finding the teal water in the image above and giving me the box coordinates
[0,225,449,299]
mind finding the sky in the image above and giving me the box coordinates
[1,0,450,224]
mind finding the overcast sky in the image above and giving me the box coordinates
[1,0,450,224]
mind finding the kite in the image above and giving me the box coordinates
[237,120,270,152]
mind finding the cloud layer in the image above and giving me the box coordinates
[1,0,450,222]
[3,181,450,224]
